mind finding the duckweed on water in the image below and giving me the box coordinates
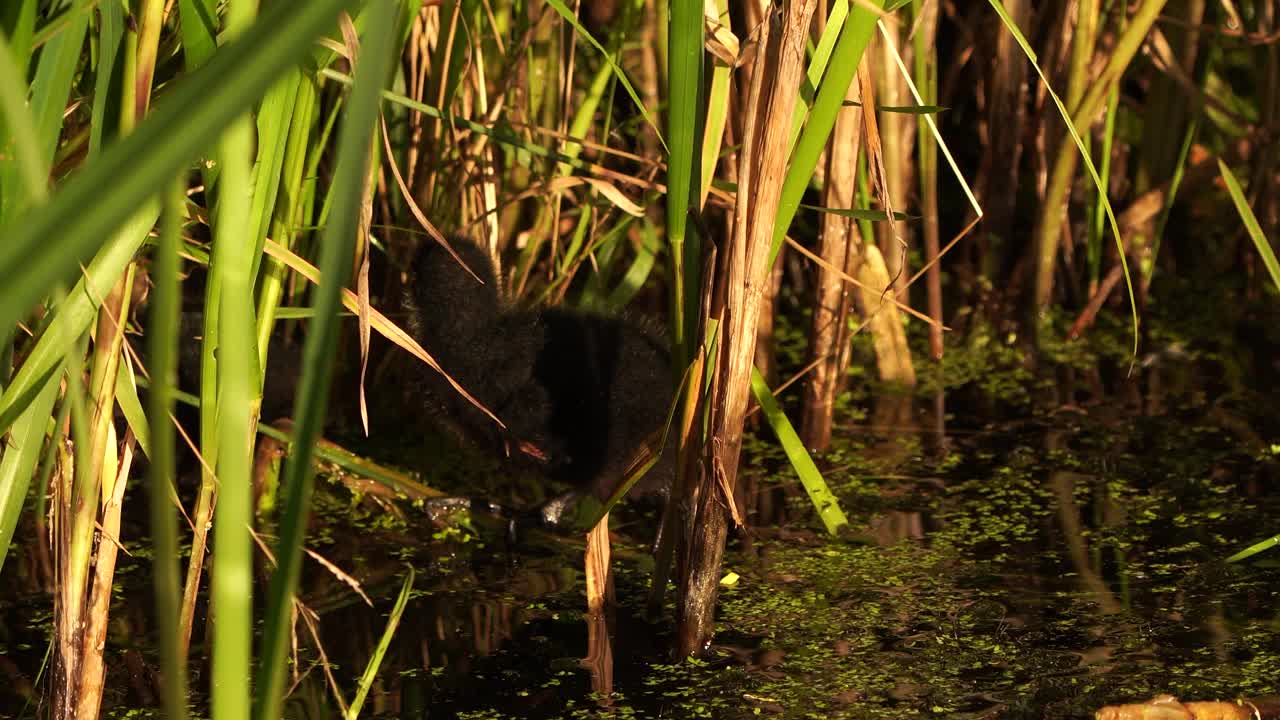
[8,353,1273,719]
[241,387,1275,720]
[670,411,1278,719]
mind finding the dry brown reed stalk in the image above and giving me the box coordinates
[980,0,1032,252]
[424,0,463,207]
[178,457,214,660]
[405,7,431,184]
[466,32,502,247]
[52,262,139,719]
[74,432,136,720]
[753,251,785,387]
[351,18,376,439]
[857,243,917,387]
[677,0,818,655]
[532,8,575,275]
[1068,261,1127,340]
[742,4,779,393]
[873,28,913,288]
[52,433,77,717]
[857,58,915,385]
[800,73,864,452]
[911,1,943,362]
[87,267,138,510]
[510,4,569,297]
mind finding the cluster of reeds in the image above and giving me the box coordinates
[0,0,1275,715]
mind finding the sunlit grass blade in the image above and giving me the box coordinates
[0,0,35,72]
[789,0,850,148]
[1226,533,1280,564]
[178,0,218,70]
[552,52,622,279]
[0,26,48,213]
[346,568,415,720]
[114,358,151,459]
[604,220,661,313]
[666,0,704,365]
[148,179,190,720]
[0,0,360,335]
[246,70,305,281]
[256,73,319,364]
[0,365,62,577]
[700,0,731,205]
[771,0,884,263]
[0,207,159,436]
[562,44,614,166]
[0,2,86,221]
[1218,158,1280,293]
[256,2,400,716]
[208,2,260,717]
[750,367,847,535]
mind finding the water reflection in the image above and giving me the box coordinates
[1,365,1277,717]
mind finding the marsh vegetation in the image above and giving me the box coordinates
[0,0,1277,717]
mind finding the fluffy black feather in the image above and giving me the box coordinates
[403,237,674,517]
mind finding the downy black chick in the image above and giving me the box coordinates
[402,237,674,529]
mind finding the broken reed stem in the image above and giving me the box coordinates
[584,513,614,615]
[677,0,819,656]
[584,517,615,700]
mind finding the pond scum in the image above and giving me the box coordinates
[0,0,1277,718]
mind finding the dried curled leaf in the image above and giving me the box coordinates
[1095,695,1262,720]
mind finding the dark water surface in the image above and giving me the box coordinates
[1,366,1277,719]
[281,385,1280,719]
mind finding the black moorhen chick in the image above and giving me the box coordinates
[402,237,674,531]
